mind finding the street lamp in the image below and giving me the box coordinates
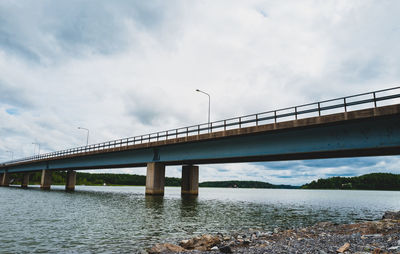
[78,127,89,146]
[32,142,40,155]
[195,89,211,131]
[6,150,13,160]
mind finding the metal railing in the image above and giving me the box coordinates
[3,86,400,165]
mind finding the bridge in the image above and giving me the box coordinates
[1,87,400,195]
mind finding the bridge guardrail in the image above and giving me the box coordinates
[3,86,400,165]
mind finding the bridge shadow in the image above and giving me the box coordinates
[180,195,199,218]
[144,195,165,210]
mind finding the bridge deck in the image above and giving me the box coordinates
[1,103,400,172]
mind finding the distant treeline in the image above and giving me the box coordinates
[8,172,296,188]
[301,173,400,190]
[9,172,181,186]
[8,172,400,190]
[199,180,298,189]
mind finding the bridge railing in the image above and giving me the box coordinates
[3,86,400,165]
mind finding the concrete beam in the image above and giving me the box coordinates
[181,165,199,196]
[145,162,165,195]
[40,170,52,190]
[1,172,9,187]
[21,173,30,188]
[65,170,76,191]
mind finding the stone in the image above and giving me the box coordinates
[219,245,232,253]
[363,234,382,238]
[372,248,381,254]
[388,246,400,250]
[382,211,400,220]
[179,234,220,251]
[210,246,219,251]
[337,243,350,253]
[148,243,185,253]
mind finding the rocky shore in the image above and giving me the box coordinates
[149,211,400,254]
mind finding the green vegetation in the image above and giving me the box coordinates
[9,171,181,186]
[8,172,296,188]
[301,173,400,190]
[9,171,399,190]
[199,180,297,189]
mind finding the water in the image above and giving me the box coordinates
[0,186,399,253]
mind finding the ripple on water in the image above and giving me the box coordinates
[0,186,399,253]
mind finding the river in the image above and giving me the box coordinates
[0,186,399,253]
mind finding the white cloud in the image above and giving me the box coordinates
[1,0,400,184]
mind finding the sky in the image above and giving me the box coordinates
[1,0,400,185]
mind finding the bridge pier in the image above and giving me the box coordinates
[181,165,199,196]
[21,173,30,188]
[40,170,52,190]
[145,162,165,195]
[65,170,76,191]
[1,172,9,187]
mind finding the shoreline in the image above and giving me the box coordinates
[149,212,400,253]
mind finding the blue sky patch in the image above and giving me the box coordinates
[6,108,19,115]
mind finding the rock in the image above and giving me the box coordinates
[382,211,400,220]
[388,246,400,250]
[210,246,219,251]
[337,243,350,253]
[219,245,233,253]
[372,248,381,254]
[223,236,231,241]
[179,234,220,251]
[363,234,382,238]
[148,243,185,253]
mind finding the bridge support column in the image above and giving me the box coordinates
[65,170,76,191]
[40,170,52,190]
[145,162,165,195]
[21,173,30,188]
[1,172,9,187]
[181,165,199,196]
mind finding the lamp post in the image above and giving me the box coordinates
[195,89,211,131]
[6,150,13,160]
[78,127,89,146]
[32,142,40,155]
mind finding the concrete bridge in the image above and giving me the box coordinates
[1,87,400,195]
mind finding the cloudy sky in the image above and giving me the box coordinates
[1,0,400,185]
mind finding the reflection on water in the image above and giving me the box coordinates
[0,186,399,253]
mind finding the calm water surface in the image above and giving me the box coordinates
[0,186,399,253]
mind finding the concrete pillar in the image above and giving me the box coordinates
[145,162,165,195]
[181,165,199,196]
[40,170,52,190]
[1,172,10,187]
[65,170,76,191]
[21,173,30,188]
